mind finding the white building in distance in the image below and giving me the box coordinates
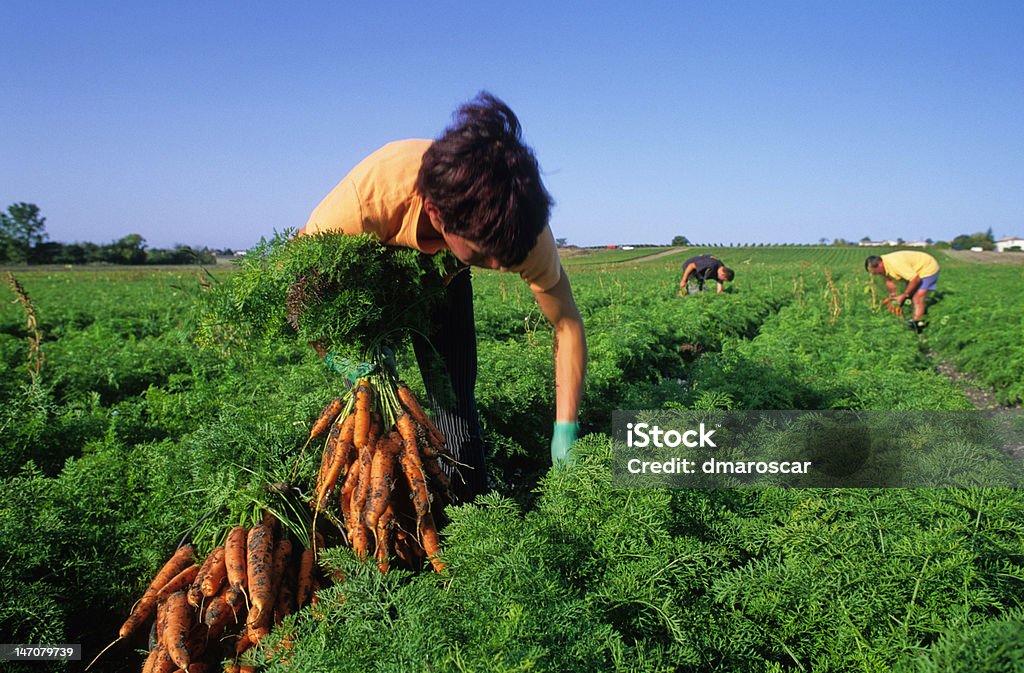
[996,237,1024,252]
[859,240,928,247]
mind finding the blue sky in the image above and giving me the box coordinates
[2,2,1022,249]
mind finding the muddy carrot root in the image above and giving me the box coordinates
[351,431,378,528]
[224,527,249,592]
[419,511,446,573]
[188,547,219,607]
[118,544,195,641]
[201,591,234,642]
[399,442,432,519]
[150,644,176,673]
[316,422,343,487]
[245,524,274,640]
[316,414,356,509]
[295,548,315,608]
[397,383,446,450]
[157,564,201,602]
[353,383,374,450]
[199,547,227,598]
[309,398,343,441]
[163,591,192,670]
[365,433,401,530]
[375,505,395,574]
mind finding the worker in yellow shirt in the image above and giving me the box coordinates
[864,251,940,328]
[297,92,587,497]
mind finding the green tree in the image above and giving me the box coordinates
[952,230,996,251]
[104,234,147,264]
[0,202,48,264]
[671,235,690,246]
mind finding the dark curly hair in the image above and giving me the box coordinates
[416,92,553,267]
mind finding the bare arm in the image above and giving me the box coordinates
[532,271,587,423]
[679,263,696,294]
[899,276,922,300]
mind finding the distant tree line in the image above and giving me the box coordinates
[950,228,996,251]
[0,202,219,265]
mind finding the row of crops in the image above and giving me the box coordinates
[1,247,1022,672]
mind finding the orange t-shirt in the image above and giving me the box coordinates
[302,139,563,293]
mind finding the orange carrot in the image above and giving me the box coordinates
[141,644,160,673]
[224,527,248,591]
[394,411,419,454]
[393,531,415,569]
[201,593,233,642]
[118,544,195,640]
[200,547,227,598]
[188,546,222,608]
[234,633,253,657]
[163,591,192,670]
[149,644,175,673]
[316,414,356,509]
[185,625,206,665]
[245,524,274,640]
[353,383,373,450]
[315,421,343,487]
[365,433,400,530]
[419,511,446,573]
[350,521,369,559]
[375,505,395,574]
[157,564,200,602]
[397,383,446,452]
[350,442,376,544]
[399,439,432,519]
[368,411,382,446]
[339,446,361,526]
[295,548,315,608]
[156,593,167,649]
[308,398,343,441]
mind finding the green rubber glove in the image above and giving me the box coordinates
[551,421,580,465]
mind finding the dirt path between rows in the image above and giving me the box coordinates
[929,352,1019,410]
[945,249,1024,265]
[631,247,688,263]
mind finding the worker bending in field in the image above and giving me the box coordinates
[679,254,734,296]
[296,92,587,499]
[864,251,940,329]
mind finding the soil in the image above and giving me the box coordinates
[929,352,1019,411]
[632,247,688,262]
[945,249,1024,265]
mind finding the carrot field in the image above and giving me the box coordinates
[1,247,1023,672]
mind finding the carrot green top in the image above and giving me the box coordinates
[301,139,562,293]
[881,250,940,281]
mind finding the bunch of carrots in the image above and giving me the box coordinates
[308,378,456,575]
[93,510,320,673]
[99,372,455,672]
